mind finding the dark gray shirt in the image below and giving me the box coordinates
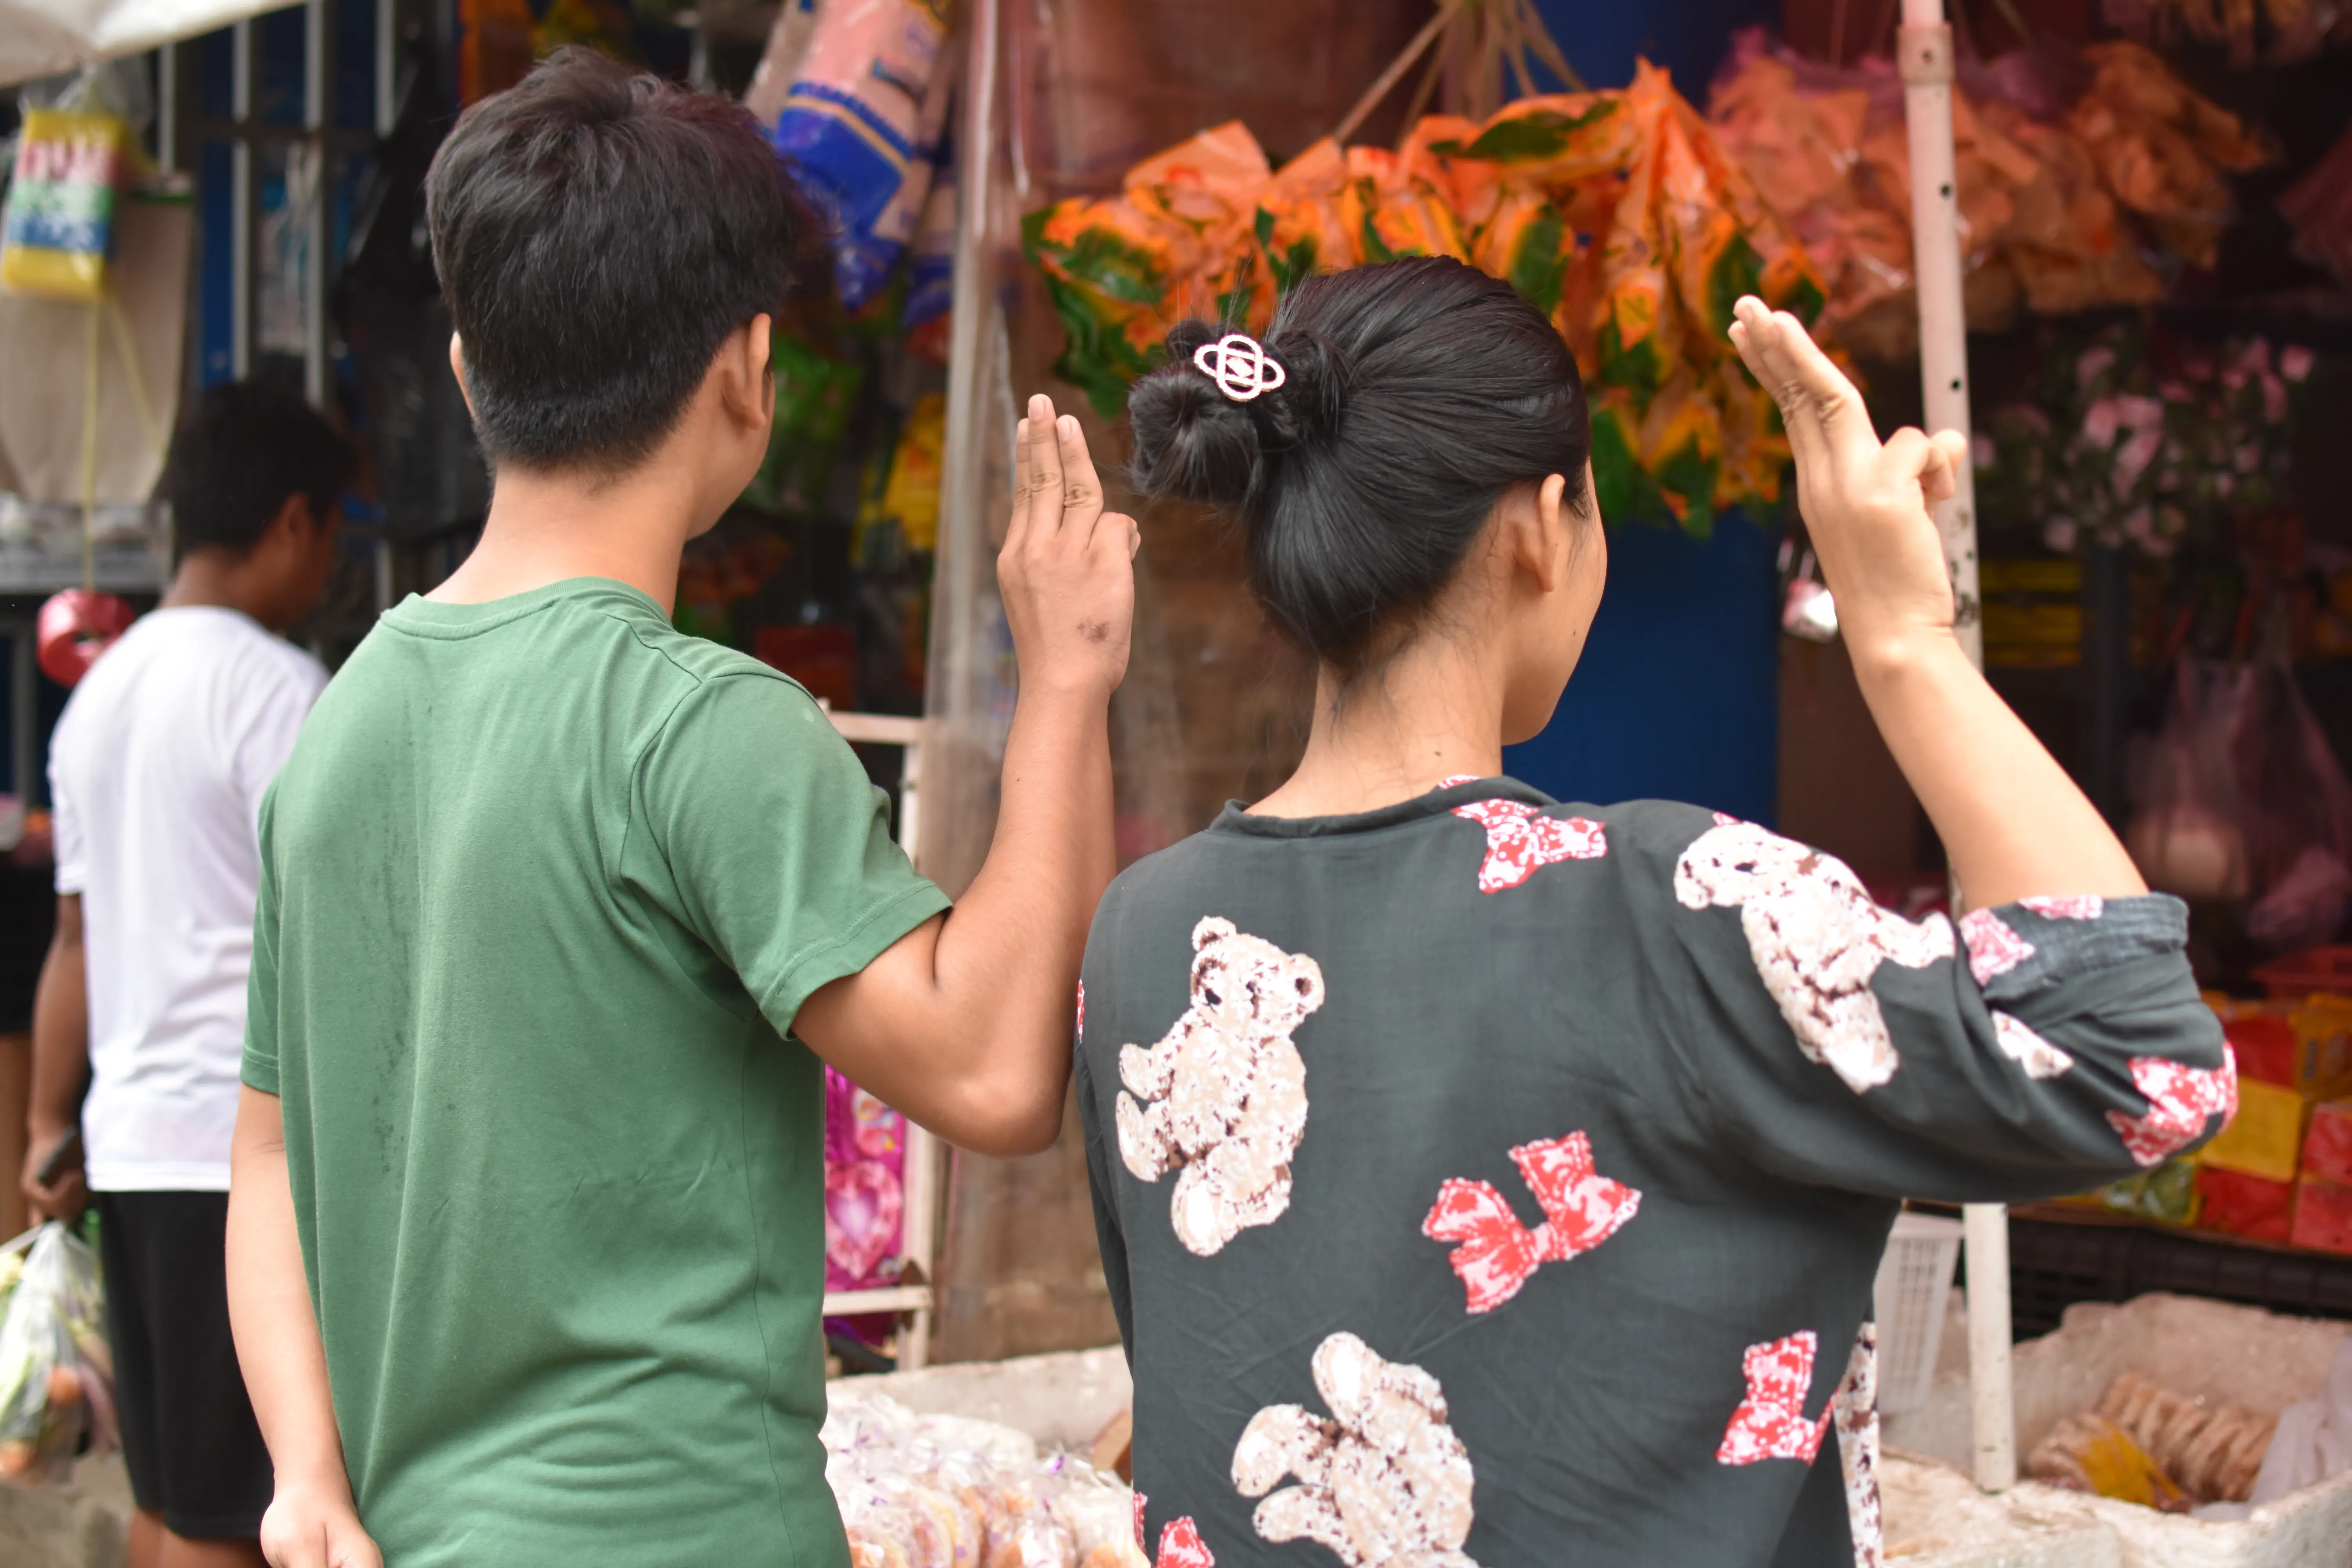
[1076,779,2230,1568]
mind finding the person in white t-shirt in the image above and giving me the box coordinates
[23,380,354,1568]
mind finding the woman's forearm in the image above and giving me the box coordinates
[227,1086,355,1498]
[1851,630,2146,911]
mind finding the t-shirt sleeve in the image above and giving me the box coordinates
[231,651,327,836]
[637,671,951,1036]
[242,786,285,1096]
[1631,805,2232,1203]
[47,726,84,897]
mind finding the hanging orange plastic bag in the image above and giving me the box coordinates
[2,110,126,302]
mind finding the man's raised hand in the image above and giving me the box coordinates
[1728,296,1969,663]
[998,394,1140,699]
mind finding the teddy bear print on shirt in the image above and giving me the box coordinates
[1675,821,1956,1093]
[1231,1332,1480,1568]
[1117,916,1327,1257]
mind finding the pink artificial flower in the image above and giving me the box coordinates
[2082,398,2122,450]
[2283,345,2316,383]
[2115,429,2163,497]
[2263,374,2288,424]
[2044,518,2078,552]
[2237,444,2262,474]
[2076,345,2118,387]
[1973,433,1997,468]
[2116,394,2165,430]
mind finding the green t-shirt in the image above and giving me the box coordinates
[245,579,949,1567]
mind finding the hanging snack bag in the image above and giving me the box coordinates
[0,1222,114,1484]
[770,0,954,311]
[2,109,127,301]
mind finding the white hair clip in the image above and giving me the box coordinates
[1192,332,1287,403]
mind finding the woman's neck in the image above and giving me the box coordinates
[1248,632,1506,818]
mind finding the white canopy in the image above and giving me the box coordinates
[2,0,292,89]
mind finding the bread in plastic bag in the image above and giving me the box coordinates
[823,1387,1146,1568]
[0,1222,115,1485]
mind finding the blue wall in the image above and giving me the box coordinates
[1500,0,1784,823]
[1505,514,1781,822]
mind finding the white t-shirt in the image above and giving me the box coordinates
[49,606,328,1192]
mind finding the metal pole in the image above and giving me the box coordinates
[304,0,331,407]
[377,0,399,138]
[156,44,179,172]
[1900,0,2014,1495]
[230,18,255,381]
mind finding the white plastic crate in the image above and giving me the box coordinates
[1877,1210,1965,1415]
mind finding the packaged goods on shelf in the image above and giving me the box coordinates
[2291,1176,2352,1256]
[2195,1165,2295,1243]
[766,0,956,312]
[1025,64,1824,535]
[823,1386,1143,1568]
[1706,32,2270,361]
[2305,1100,2352,1188]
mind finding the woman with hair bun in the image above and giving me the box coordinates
[1067,257,2232,1568]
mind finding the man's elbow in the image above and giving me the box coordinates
[943,1074,1067,1159]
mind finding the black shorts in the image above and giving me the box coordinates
[93,1191,272,1540]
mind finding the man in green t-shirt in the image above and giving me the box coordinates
[223,49,1138,1568]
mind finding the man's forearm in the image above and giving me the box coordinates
[1851,631,2145,910]
[227,1087,354,1499]
[931,683,1114,1089]
[27,916,89,1147]
[795,683,1114,1156]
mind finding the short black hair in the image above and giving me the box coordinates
[166,380,359,558]
[424,47,818,473]
[1128,258,1593,673]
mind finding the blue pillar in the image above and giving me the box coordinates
[1501,0,1785,823]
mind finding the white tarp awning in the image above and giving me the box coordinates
[2,0,295,89]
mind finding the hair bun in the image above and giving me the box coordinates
[1127,321,1267,509]
[1258,329,1349,447]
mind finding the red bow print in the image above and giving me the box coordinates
[1422,1132,1642,1314]
[2109,1048,2239,1167]
[1156,1516,1214,1568]
[1452,799,1607,893]
[1718,1331,1832,1465]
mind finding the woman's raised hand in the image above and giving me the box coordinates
[1728,296,1969,664]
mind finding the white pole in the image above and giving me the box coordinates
[1898,0,2014,1494]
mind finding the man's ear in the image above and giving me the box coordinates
[263,492,315,551]
[448,333,477,417]
[729,313,775,433]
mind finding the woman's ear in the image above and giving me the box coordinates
[1514,472,1573,595]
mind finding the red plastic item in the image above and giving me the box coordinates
[2290,1177,2352,1256]
[2195,1165,2295,1244]
[753,624,859,713]
[34,590,135,687]
[2225,1014,2302,1086]
[2305,1100,2352,1188]
[2253,947,2352,998]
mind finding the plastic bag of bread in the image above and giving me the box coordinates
[2026,1410,2194,1510]
[2099,1370,2277,1503]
